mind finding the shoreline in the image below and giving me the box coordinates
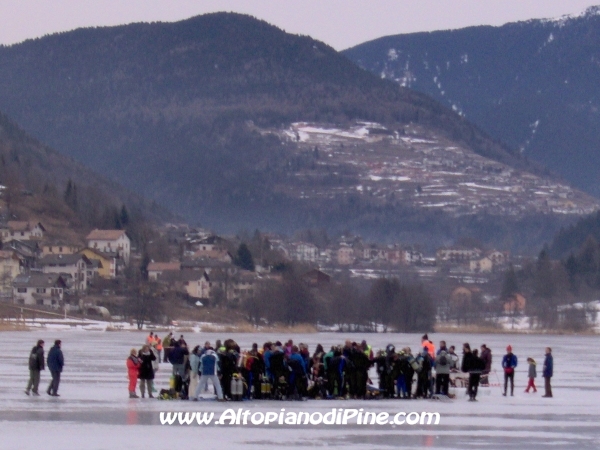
[3,321,597,336]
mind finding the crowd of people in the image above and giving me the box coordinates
[124,332,554,402]
[21,332,554,402]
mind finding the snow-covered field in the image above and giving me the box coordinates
[1,331,598,449]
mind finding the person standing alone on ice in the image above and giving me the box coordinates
[25,339,45,396]
[542,347,553,398]
[46,340,64,396]
[126,348,141,398]
[502,345,518,396]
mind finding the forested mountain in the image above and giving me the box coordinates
[0,111,164,240]
[344,6,600,197]
[0,12,593,249]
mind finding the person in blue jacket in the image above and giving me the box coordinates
[502,345,518,396]
[542,347,553,398]
[46,340,64,396]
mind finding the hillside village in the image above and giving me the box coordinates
[269,121,599,218]
[0,215,522,323]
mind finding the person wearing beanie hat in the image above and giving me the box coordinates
[502,345,518,396]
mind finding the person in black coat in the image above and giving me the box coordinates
[26,340,45,396]
[349,345,371,399]
[46,340,64,396]
[138,344,156,398]
[219,347,239,400]
[415,349,432,399]
[462,343,484,401]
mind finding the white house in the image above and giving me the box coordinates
[469,256,494,273]
[13,273,67,307]
[291,242,319,262]
[86,229,130,264]
[37,254,91,292]
[0,221,45,242]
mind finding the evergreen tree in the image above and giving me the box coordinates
[235,243,255,271]
[63,179,78,211]
[501,264,519,300]
[113,209,123,230]
[120,205,130,227]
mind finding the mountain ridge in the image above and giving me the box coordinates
[343,6,600,196]
[0,12,592,250]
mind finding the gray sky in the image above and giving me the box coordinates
[0,1,596,50]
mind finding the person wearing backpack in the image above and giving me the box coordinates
[502,345,518,396]
[435,349,451,396]
[25,339,45,396]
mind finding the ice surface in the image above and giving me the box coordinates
[1,331,599,449]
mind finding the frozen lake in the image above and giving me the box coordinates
[1,331,598,449]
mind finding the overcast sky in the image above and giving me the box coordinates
[0,1,596,50]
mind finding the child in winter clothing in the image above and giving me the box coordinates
[126,348,141,398]
[525,357,537,393]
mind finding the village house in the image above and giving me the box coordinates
[337,245,354,265]
[504,293,527,314]
[436,247,482,263]
[384,245,403,265]
[231,271,256,300]
[157,269,211,299]
[0,250,21,298]
[469,256,494,273]
[37,254,92,292]
[181,258,237,276]
[291,242,319,263]
[86,229,130,264]
[192,247,232,263]
[403,248,423,265]
[5,240,40,270]
[0,221,45,242]
[42,241,81,256]
[485,250,510,266]
[362,244,387,262]
[85,259,102,287]
[13,273,67,307]
[147,261,181,281]
[191,235,229,255]
[80,248,119,279]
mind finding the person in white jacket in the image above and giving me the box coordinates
[189,346,201,399]
[192,348,224,401]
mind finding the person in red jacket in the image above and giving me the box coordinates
[126,348,141,398]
